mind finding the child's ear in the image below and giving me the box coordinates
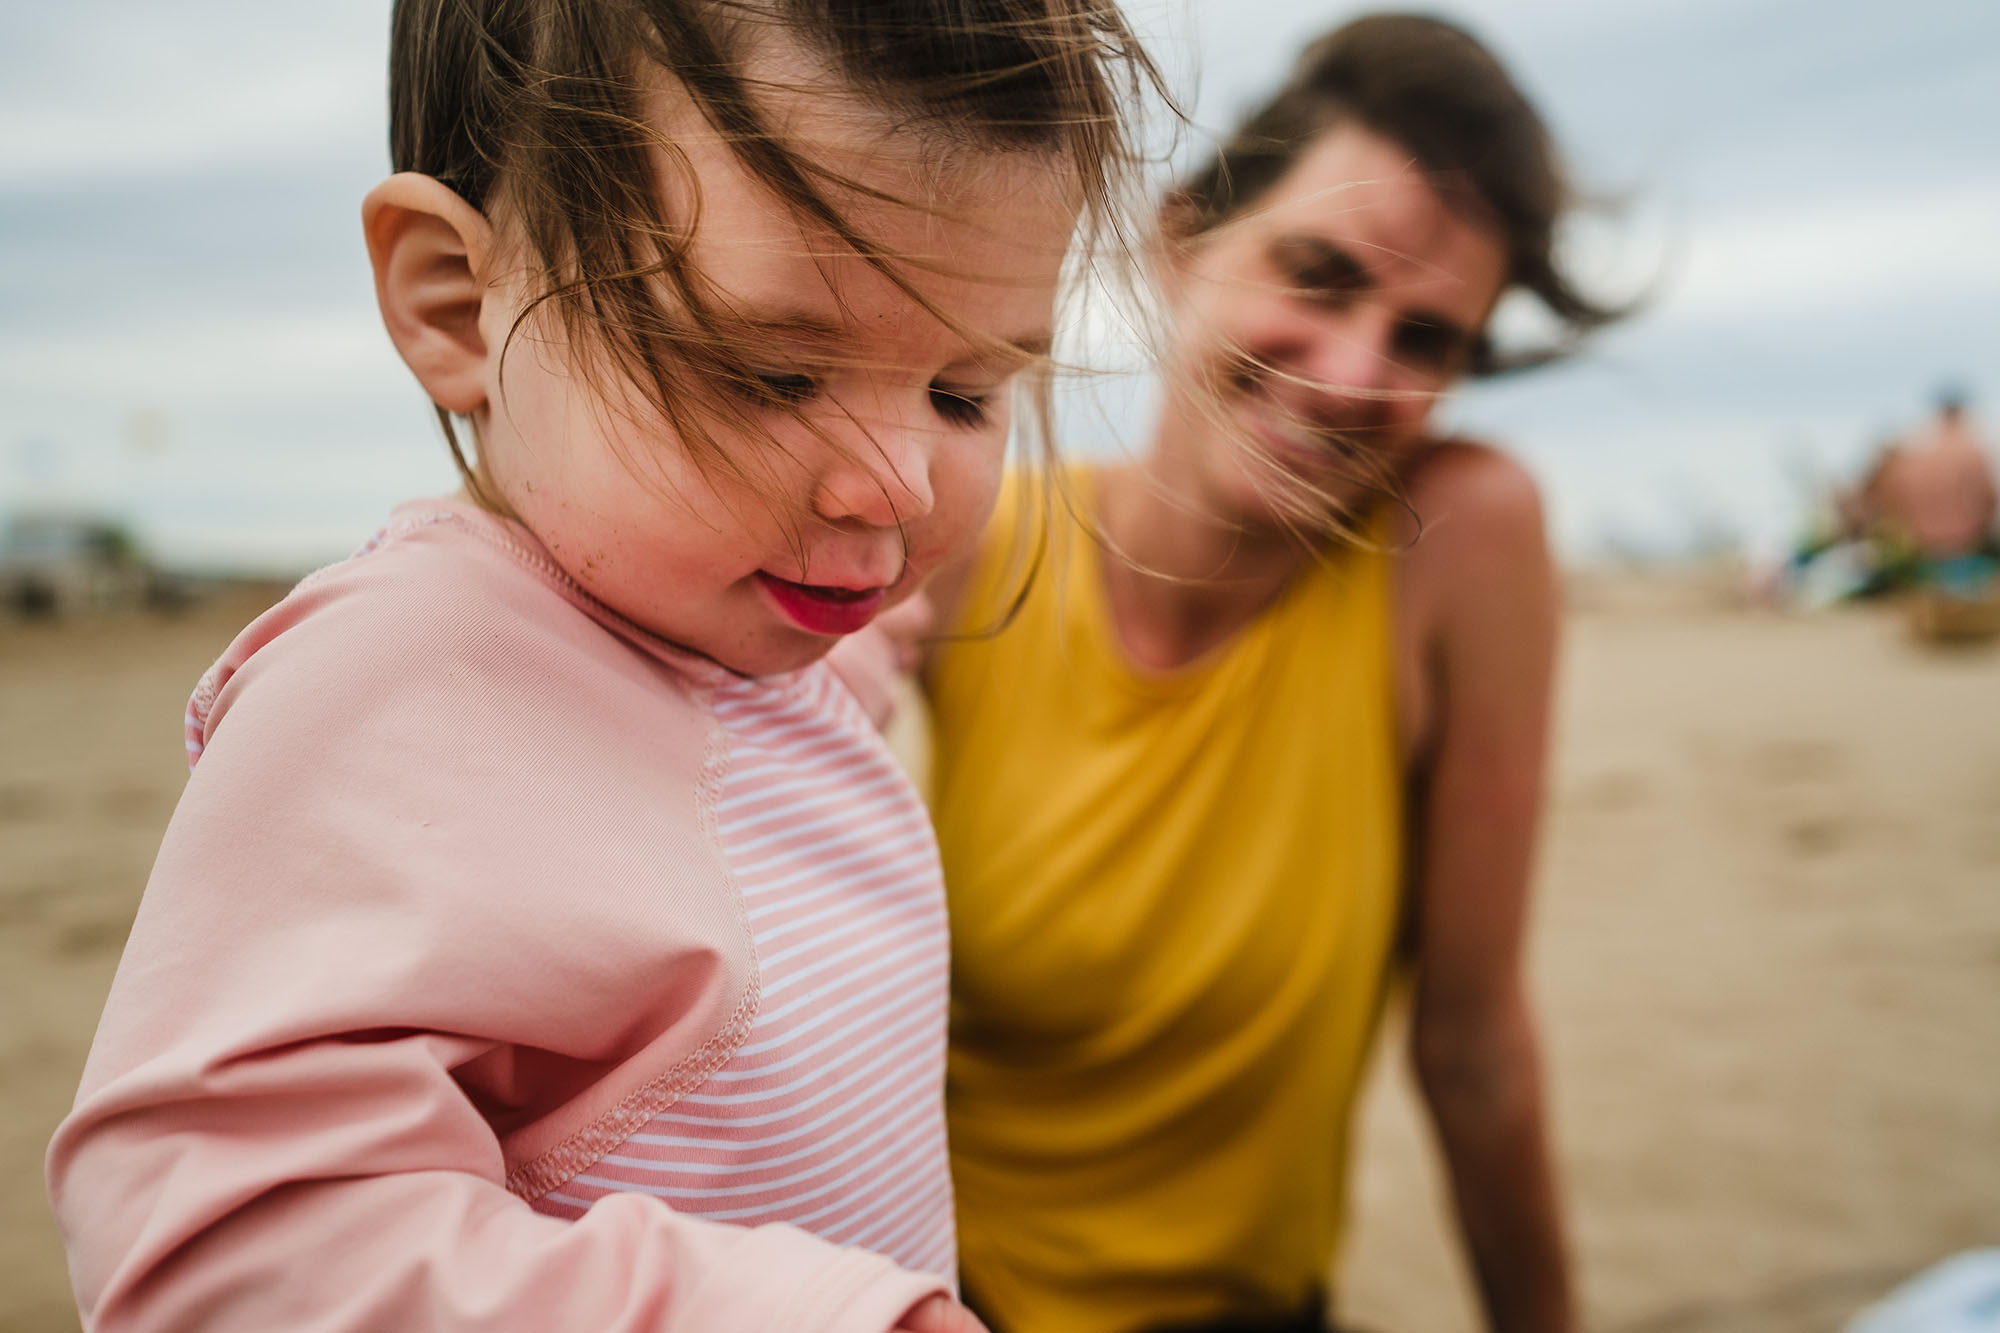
[362,173,495,415]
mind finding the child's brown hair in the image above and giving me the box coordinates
[387,0,1161,517]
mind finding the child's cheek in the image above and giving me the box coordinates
[930,458,1005,566]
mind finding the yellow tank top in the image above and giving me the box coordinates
[928,468,1405,1333]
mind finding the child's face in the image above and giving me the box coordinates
[472,93,1074,677]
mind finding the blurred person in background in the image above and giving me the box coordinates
[1874,388,1998,572]
[915,14,1625,1333]
[1783,390,2000,612]
[1874,387,2000,636]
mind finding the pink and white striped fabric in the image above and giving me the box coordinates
[530,661,957,1282]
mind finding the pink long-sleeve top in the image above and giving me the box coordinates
[47,499,955,1332]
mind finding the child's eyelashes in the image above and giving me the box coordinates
[734,366,996,431]
[929,386,992,429]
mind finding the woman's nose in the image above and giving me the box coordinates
[1300,308,1398,400]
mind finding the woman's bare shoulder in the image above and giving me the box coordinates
[1402,439,1544,535]
[1393,439,1554,642]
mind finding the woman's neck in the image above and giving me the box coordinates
[1093,450,1318,672]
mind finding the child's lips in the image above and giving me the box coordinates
[754,573,889,637]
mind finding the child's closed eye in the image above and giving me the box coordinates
[733,363,995,430]
[929,384,992,428]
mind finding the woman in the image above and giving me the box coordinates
[921,15,1622,1333]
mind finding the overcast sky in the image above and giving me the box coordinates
[3,0,1995,568]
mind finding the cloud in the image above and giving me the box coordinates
[0,69,377,187]
[1657,180,2000,328]
[0,3,383,188]
[0,308,405,407]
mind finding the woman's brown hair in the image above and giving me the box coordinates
[1174,12,1623,376]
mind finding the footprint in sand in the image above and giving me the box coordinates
[0,782,55,822]
[1751,738,1845,785]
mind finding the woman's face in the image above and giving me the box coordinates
[1158,121,1509,529]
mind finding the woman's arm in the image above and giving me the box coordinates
[1398,445,1575,1333]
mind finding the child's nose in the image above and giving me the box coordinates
[813,414,937,529]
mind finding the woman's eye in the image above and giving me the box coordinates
[930,386,991,428]
[1271,237,1365,306]
[741,371,818,406]
[1291,270,1362,308]
[1393,320,1459,370]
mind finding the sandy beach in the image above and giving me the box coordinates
[3,578,1996,1332]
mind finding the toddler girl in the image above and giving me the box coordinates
[47,2,1152,1329]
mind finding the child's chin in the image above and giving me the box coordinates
[719,633,838,680]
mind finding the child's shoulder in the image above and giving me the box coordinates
[291,499,612,651]
[188,498,719,772]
